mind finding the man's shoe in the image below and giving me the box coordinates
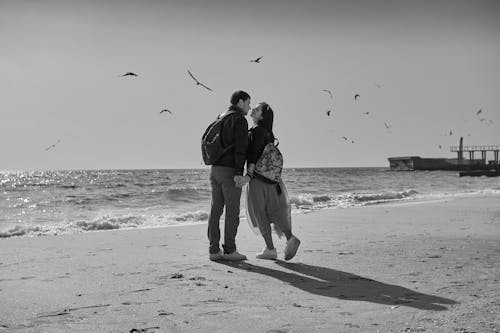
[284,236,301,261]
[209,250,224,261]
[223,250,247,261]
[256,247,277,260]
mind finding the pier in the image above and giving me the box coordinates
[389,137,500,171]
[450,139,500,165]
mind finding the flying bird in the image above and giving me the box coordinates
[250,56,263,63]
[326,110,332,116]
[476,109,482,115]
[44,139,61,151]
[187,70,213,92]
[160,109,173,115]
[322,89,333,99]
[384,122,391,129]
[479,118,494,125]
[120,72,138,77]
[354,94,360,100]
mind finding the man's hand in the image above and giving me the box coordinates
[233,175,250,188]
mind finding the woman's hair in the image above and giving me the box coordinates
[258,102,275,142]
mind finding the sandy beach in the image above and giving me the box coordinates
[1,195,499,333]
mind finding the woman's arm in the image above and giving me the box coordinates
[247,126,267,166]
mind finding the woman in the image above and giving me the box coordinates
[244,102,300,260]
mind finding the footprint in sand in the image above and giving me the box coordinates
[129,326,160,332]
[267,324,293,333]
[345,323,360,328]
[339,312,353,316]
[129,288,152,293]
[171,273,184,279]
[158,310,174,316]
[189,277,206,281]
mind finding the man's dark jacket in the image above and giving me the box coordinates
[213,106,248,175]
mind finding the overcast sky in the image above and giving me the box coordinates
[1,0,499,170]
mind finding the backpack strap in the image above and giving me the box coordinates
[217,110,238,152]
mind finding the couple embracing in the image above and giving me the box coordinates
[202,90,301,262]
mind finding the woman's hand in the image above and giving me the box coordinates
[233,175,250,188]
[247,163,255,176]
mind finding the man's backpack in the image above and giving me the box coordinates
[201,111,236,165]
[255,140,283,183]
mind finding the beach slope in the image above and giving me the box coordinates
[1,195,499,332]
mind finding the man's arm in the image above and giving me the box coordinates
[233,115,248,176]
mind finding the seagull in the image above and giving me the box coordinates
[479,118,494,125]
[187,70,213,92]
[250,56,263,63]
[160,109,173,115]
[44,139,61,151]
[384,122,391,129]
[341,136,354,143]
[322,89,333,99]
[326,110,332,116]
[476,108,482,115]
[354,94,360,100]
[120,72,138,77]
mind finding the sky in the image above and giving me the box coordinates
[1,0,499,170]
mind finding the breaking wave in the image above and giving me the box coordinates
[0,209,210,238]
[288,189,420,211]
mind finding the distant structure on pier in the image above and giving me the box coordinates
[388,137,500,171]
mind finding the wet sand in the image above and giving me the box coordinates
[1,195,499,332]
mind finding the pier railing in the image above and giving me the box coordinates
[450,145,500,152]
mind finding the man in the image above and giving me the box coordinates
[208,90,251,261]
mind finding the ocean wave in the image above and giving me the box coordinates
[172,211,209,222]
[74,215,144,231]
[352,190,419,203]
[0,209,210,238]
[288,189,420,211]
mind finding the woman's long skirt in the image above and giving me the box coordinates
[244,178,292,238]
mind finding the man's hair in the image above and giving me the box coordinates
[230,90,251,106]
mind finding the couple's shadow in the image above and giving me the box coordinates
[218,260,456,311]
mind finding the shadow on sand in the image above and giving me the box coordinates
[218,260,457,311]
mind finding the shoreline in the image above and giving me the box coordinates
[1,191,500,240]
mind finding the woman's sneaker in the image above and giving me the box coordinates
[256,248,277,260]
[284,236,301,261]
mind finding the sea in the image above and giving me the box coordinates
[1,168,499,239]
